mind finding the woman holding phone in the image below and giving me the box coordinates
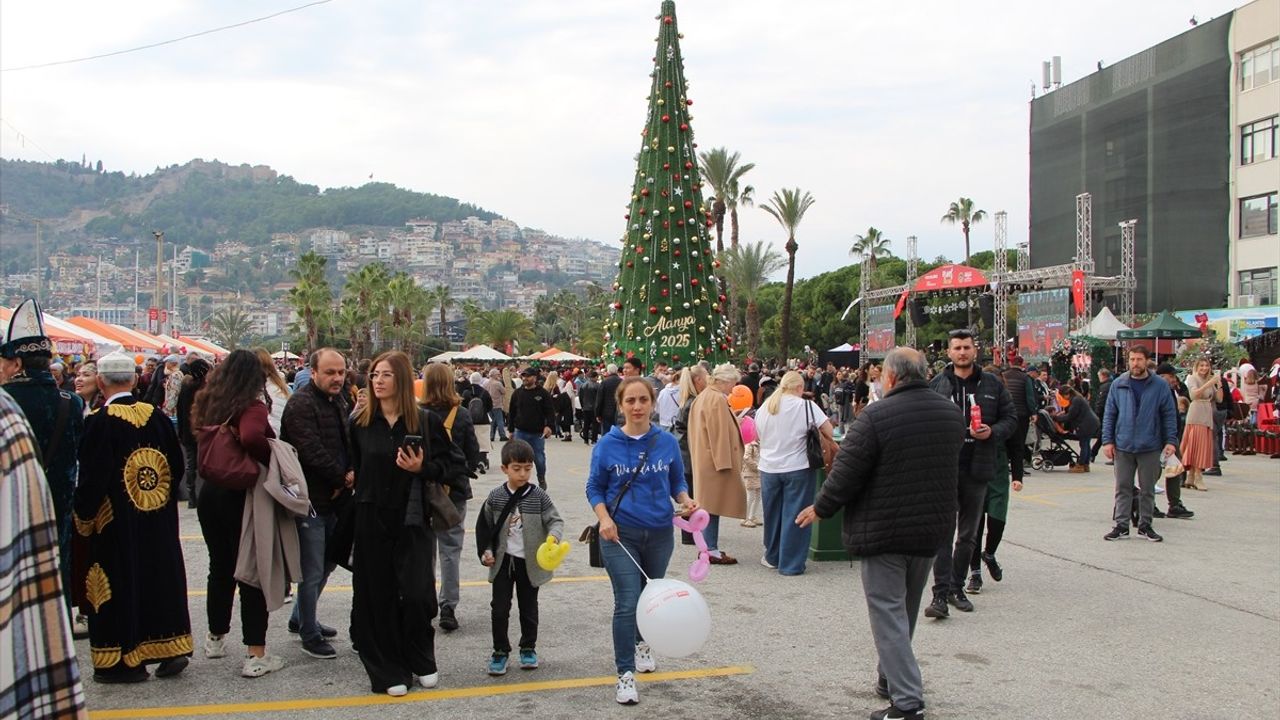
[350,351,456,697]
[586,376,697,705]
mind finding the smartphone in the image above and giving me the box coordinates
[401,435,423,454]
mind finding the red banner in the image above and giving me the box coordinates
[1071,270,1085,314]
[893,289,909,319]
[913,264,989,292]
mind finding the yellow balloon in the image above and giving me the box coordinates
[536,534,571,571]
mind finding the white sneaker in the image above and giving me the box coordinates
[615,671,639,705]
[417,672,439,689]
[204,633,226,659]
[241,653,284,678]
[634,642,656,673]
[386,684,408,697]
[760,557,777,569]
[72,615,89,637]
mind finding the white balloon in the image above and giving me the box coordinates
[635,578,711,658]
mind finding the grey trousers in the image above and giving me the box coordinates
[1113,450,1160,528]
[435,497,468,610]
[862,553,931,713]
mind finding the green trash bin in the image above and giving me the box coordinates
[808,450,849,562]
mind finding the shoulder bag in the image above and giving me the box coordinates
[197,414,260,491]
[579,434,657,568]
[804,400,825,470]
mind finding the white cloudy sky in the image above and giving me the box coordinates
[0,0,1242,280]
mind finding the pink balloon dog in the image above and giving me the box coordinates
[672,508,711,582]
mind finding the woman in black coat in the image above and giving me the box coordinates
[1052,385,1100,472]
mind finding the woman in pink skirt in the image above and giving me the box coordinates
[1181,358,1221,490]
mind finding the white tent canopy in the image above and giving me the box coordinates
[1072,306,1129,341]
[428,350,460,363]
[271,351,301,360]
[539,350,590,363]
[450,344,512,362]
[828,342,855,352]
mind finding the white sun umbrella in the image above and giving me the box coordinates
[450,344,512,362]
[270,350,301,360]
[540,350,590,363]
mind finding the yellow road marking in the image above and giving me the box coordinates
[186,574,609,597]
[1013,486,1106,507]
[87,664,754,718]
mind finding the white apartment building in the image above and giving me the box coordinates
[1230,0,1280,306]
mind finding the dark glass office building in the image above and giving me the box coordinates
[1029,15,1232,313]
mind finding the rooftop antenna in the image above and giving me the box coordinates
[1052,56,1062,88]
[1042,61,1052,90]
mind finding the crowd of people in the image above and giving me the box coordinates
[4,294,1279,719]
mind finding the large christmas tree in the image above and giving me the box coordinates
[604,0,732,368]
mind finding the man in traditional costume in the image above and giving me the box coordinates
[0,299,84,625]
[0,388,88,718]
[73,352,192,683]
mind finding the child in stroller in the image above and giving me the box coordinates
[1030,409,1080,471]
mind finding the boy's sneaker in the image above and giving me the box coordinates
[301,638,337,659]
[519,649,538,669]
[965,572,982,595]
[923,592,949,619]
[948,589,974,612]
[1103,524,1130,541]
[1137,524,1163,542]
[204,633,227,659]
[241,654,284,678]
[487,653,508,676]
[1167,505,1195,519]
[870,705,924,720]
[615,671,639,705]
[634,642,656,673]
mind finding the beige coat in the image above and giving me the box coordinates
[689,389,747,519]
[235,438,311,612]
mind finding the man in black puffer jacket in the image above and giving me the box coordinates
[926,329,1017,619]
[798,348,964,720]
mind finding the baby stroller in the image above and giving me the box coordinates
[1030,409,1079,472]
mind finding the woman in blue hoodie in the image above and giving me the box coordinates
[586,376,698,706]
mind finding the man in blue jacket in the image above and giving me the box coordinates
[1102,346,1178,542]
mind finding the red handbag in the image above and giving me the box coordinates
[197,417,260,491]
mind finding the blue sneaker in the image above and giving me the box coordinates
[487,653,508,676]
[519,648,538,670]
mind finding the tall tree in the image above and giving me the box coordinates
[208,306,255,350]
[605,0,731,367]
[699,147,756,342]
[850,227,893,282]
[287,251,332,353]
[940,197,986,266]
[760,188,816,360]
[432,284,455,337]
[467,309,533,352]
[720,241,787,359]
[341,263,389,356]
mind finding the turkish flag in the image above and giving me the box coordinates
[1071,270,1085,314]
[893,289,909,320]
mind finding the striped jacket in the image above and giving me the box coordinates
[0,388,87,719]
[478,482,564,587]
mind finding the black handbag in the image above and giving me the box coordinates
[579,435,656,568]
[804,401,825,470]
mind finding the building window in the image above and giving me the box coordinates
[1241,116,1278,165]
[1240,41,1280,91]
[1240,193,1278,237]
[1239,268,1277,305]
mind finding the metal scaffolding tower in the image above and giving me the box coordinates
[993,212,1008,347]
[1118,219,1137,325]
[858,251,871,354]
[1073,193,1094,332]
[1016,242,1030,273]
[904,236,919,348]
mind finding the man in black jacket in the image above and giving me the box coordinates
[507,367,555,491]
[1090,368,1112,463]
[577,370,601,444]
[1000,357,1033,483]
[280,348,352,659]
[595,363,622,437]
[925,329,1016,619]
[798,348,964,720]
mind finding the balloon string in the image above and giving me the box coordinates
[612,538,651,582]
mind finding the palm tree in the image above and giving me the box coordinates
[385,273,429,352]
[698,148,756,255]
[760,188,816,359]
[287,251,332,354]
[721,241,787,358]
[332,300,364,356]
[850,227,893,280]
[432,284,455,337]
[340,263,388,356]
[940,197,987,266]
[467,309,533,352]
[208,306,255,350]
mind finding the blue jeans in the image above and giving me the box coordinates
[761,468,816,575]
[490,409,509,441]
[513,430,547,488]
[289,510,337,642]
[600,525,675,674]
[702,514,722,553]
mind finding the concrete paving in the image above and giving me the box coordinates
[79,438,1280,719]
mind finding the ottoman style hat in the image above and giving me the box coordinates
[0,298,53,360]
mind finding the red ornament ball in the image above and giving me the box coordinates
[624,214,631,220]
[674,250,681,257]
[640,188,650,197]
[663,15,673,24]
[690,278,699,286]
[718,294,727,302]
[684,161,693,170]
[664,80,672,88]
[686,99,693,106]
[679,123,688,131]
[661,288,669,297]
[627,261,635,268]
[661,274,669,281]
[684,200,693,209]
[649,305,659,314]
[663,162,670,170]
[677,219,685,227]
[662,220,670,229]
[661,114,670,123]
